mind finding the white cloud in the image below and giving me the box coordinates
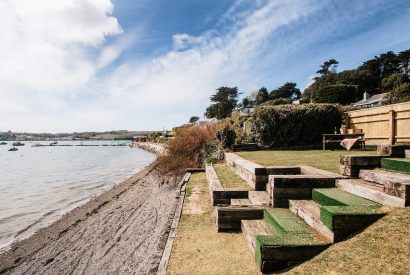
[0,0,121,95]
[4,0,397,132]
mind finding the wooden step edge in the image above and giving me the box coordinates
[241,220,273,255]
[336,180,405,207]
[289,200,334,243]
[248,191,271,206]
[231,199,253,206]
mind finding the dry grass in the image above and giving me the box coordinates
[237,150,378,173]
[286,207,410,275]
[167,173,261,275]
[213,164,251,189]
[157,123,224,174]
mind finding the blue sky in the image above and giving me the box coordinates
[1,0,410,133]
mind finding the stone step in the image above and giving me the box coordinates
[289,200,334,243]
[381,158,410,175]
[336,179,406,207]
[241,219,273,255]
[248,191,270,206]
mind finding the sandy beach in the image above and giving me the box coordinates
[0,161,179,275]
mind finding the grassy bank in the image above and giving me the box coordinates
[237,150,378,173]
[213,164,251,189]
[167,173,260,275]
[286,207,410,274]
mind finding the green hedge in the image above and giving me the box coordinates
[253,104,343,148]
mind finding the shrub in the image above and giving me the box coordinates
[253,104,343,148]
[157,123,225,174]
[314,84,358,105]
[216,125,236,148]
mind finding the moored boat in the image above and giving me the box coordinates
[12,141,25,146]
[8,147,18,151]
[0,142,7,145]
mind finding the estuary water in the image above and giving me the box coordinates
[0,140,155,251]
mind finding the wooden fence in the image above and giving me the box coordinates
[346,102,410,145]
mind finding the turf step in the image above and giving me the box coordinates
[255,230,329,272]
[312,188,386,241]
[263,208,311,234]
[248,191,270,206]
[381,158,410,175]
[336,179,406,207]
[243,208,331,273]
[289,200,334,243]
[312,188,380,207]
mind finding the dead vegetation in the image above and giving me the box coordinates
[157,123,225,174]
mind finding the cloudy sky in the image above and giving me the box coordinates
[1,0,410,133]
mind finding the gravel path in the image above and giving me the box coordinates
[0,163,178,275]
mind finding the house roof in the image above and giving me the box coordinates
[353,93,387,106]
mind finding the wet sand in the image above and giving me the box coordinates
[0,162,179,275]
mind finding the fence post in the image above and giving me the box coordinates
[388,110,396,145]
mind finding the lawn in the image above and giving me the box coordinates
[213,164,251,189]
[286,207,410,275]
[167,173,260,275]
[237,150,378,173]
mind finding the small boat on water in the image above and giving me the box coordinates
[50,141,58,146]
[8,147,18,151]
[0,142,7,145]
[12,141,25,146]
[31,143,44,147]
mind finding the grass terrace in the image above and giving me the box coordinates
[236,150,378,173]
[285,207,410,274]
[213,164,251,189]
[167,173,260,275]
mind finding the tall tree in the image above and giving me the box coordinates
[316,59,339,77]
[270,82,301,100]
[205,87,240,119]
[189,116,200,123]
[254,87,270,105]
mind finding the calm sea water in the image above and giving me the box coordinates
[0,140,155,251]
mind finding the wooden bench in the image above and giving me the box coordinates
[322,133,365,150]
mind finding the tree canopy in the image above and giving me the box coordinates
[205,87,240,119]
[270,82,301,100]
[303,48,410,105]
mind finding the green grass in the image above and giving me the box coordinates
[286,207,410,275]
[381,158,410,175]
[167,172,261,275]
[213,164,251,189]
[264,209,310,234]
[312,188,380,207]
[237,150,378,173]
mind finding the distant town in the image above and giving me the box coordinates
[0,130,162,141]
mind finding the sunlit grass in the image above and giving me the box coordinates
[237,150,378,173]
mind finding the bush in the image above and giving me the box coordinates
[157,123,225,174]
[261,98,293,106]
[314,84,358,105]
[253,104,343,148]
[216,125,236,148]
